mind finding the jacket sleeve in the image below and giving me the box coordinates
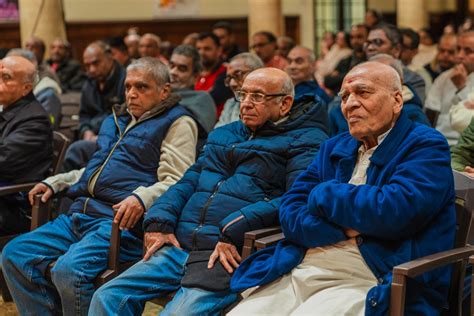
[0,114,52,178]
[451,118,474,171]
[308,132,454,240]
[279,144,348,249]
[449,101,474,133]
[218,130,329,249]
[143,154,204,233]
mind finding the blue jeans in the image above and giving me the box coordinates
[89,246,238,316]
[2,213,142,316]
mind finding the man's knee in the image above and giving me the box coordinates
[50,256,75,291]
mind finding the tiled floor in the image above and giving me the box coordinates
[0,297,163,315]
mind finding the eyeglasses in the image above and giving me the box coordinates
[234,91,287,103]
[251,42,270,50]
[224,70,249,87]
[365,38,388,47]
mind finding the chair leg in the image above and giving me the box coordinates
[0,268,13,302]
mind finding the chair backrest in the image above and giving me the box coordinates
[424,108,440,128]
[445,172,474,315]
[50,131,70,176]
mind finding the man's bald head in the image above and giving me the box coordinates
[0,56,38,107]
[340,61,403,149]
[286,46,316,85]
[239,67,294,131]
[368,53,404,84]
[83,41,114,82]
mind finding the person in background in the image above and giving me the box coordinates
[215,52,264,127]
[212,21,243,62]
[251,31,288,70]
[276,36,295,59]
[411,28,438,70]
[364,9,383,28]
[139,33,168,64]
[315,31,352,85]
[424,34,457,82]
[106,36,131,67]
[24,36,58,82]
[124,33,141,59]
[451,117,474,175]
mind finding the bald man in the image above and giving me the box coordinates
[139,33,168,64]
[0,56,52,235]
[89,67,329,315]
[230,62,455,315]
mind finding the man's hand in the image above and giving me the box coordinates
[83,130,97,141]
[143,232,181,261]
[28,183,53,205]
[113,195,144,230]
[208,241,241,273]
[451,64,468,90]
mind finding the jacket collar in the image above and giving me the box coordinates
[113,93,182,121]
[330,111,413,168]
[0,92,36,122]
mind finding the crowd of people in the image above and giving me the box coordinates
[0,9,473,315]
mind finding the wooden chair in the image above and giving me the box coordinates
[0,131,70,301]
[58,92,81,141]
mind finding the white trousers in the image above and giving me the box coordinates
[228,240,378,316]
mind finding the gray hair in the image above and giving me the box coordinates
[368,53,404,88]
[127,57,170,86]
[172,44,201,74]
[5,50,39,85]
[290,46,316,63]
[141,33,161,46]
[230,52,264,70]
[281,75,295,97]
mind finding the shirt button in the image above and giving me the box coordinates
[356,236,363,245]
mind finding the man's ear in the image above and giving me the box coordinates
[393,90,403,115]
[160,83,172,100]
[22,83,33,97]
[280,95,293,116]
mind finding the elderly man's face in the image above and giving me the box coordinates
[340,64,402,147]
[286,47,314,85]
[25,38,44,63]
[239,71,292,131]
[83,48,114,82]
[0,59,33,107]
[365,29,400,59]
[125,69,170,118]
[457,34,474,73]
[139,36,159,58]
[169,53,195,89]
[437,36,457,71]
[225,59,252,93]
[50,40,68,63]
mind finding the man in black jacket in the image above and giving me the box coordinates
[0,55,53,235]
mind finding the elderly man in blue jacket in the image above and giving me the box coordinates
[89,67,329,315]
[229,61,455,315]
[2,57,198,316]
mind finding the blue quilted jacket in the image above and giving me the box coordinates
[231,111,455,315]
[67,95,190,229]
[144,96,329,251]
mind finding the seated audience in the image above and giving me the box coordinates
[365,23,426,102]
[319,31,335,59]
[276,35,295,59]
[7,49,62,128]
[195,32,233,117]
[24,36,58,82]
[89,68,329,315]
[286,46,332,104]
[139,33,168,64]
[364,9,383,28]
[450,93,474,133]
[215,52,263,127]
[2,58,198,315]
[182,32,199,47]
[229,61,455,316]
[329,54,429,136]
[324,24,368,94]
[451,117,474,174]
[425,30,474,145]
[212,21,243,62]
[46,38,86,92]
[251,31,288,70]
[315,30,352,84]
[0,56,52,235]
[124,33,140,59]
[106,36,132,67]
[169,44,216,133]
[411,27,438,70]
[424,34,457,82]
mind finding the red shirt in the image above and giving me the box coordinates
[195,64,229,117]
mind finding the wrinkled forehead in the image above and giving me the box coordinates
[342,66,382,89]
[242,73,280,92]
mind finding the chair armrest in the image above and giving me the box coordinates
[95,212,121,288]
[0,182,37,196]
[242,227,282,259]
[31,194,52,230]
[390,246,474,316]
[255,232,285,251]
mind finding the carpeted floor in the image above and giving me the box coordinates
[0,296,163,315]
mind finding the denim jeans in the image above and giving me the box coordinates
[1,213,142,316]
[89,246,238,316]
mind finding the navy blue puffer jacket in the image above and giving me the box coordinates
[144,96,329,251]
